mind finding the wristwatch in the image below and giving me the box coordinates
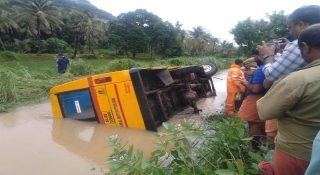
[263,54,274,61]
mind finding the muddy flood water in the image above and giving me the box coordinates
[0,71,227,175]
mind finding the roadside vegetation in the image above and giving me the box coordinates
[106,115,273,175]
[0,0,288,112]
[0,1,292,174]
[0,1,290,174]
[0,51,233,112]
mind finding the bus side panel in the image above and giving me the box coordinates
[50,94,63,118]
[114,81,145,130]
[94,85,117,126]
[105,82,145,129]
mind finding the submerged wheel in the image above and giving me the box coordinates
[200,63,218,77]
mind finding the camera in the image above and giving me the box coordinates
[274,39,286,50]
[274,39,284,43]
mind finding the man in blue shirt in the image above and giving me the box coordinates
[57,54,69,74]
[238,51,266,149]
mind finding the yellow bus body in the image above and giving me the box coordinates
[50,70,145,130]
[50,66,215,131]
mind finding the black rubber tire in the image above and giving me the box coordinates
[199,63,218,77]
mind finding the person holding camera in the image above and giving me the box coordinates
[238,49,266,149]
[242,49,259,81]
[257,5,320,89]
[257,23,320,175]
[242,49,278,148]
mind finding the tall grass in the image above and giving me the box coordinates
[165,56,233,69]
[0,53,233,111]
[0,56,78,111]
[68,59,94,76]
[0,51,17,60]
[107,58,141,71]
[0,69,18,104]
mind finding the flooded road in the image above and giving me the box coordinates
[0,71,227,175]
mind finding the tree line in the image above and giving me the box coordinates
[0,0,289,58]
[231,11,289,55]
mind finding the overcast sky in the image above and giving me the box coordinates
[89,0,319,43]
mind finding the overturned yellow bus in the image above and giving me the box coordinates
[50,64,217,131]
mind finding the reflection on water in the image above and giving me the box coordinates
[51,119,157,168]
[0,71,227,175]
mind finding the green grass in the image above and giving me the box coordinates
[0,53,74,111]
[0,52,233,112]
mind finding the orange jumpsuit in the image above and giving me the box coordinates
[225,64,246,116]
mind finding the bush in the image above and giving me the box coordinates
[167,58,185,66]
[79,54,98,59]
[0,69,18,104]
[166,57,200,66]
[45,38,69,53]
[199,57,217,64]
[107,115,272,175]
[14,39,31,53]
[0,51,17,60]
[91,66,109,74]
[37,40,48,53]
[14,39,46,53]
[165,56,231,70]
[107,59,140,71]
[15,38,68,53]
[32,72,50,79]
[213,58,234,70]
[96,49,117,56]
[68,59,94,76]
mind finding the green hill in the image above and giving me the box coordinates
[53,0,115,20]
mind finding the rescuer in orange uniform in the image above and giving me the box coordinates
[225,59,246,116]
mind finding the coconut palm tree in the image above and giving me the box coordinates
[84,14,106,54]
[0,0,9,5]
[65,11,88,58]
[15,0,63,51]
[190,26,206,39]
[0,1,19,50]
[64,11,107,58]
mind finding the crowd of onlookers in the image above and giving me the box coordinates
[224,5,320,175]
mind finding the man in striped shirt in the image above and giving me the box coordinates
[257,5,320,89]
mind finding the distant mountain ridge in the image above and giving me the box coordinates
[53,0,115,20]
